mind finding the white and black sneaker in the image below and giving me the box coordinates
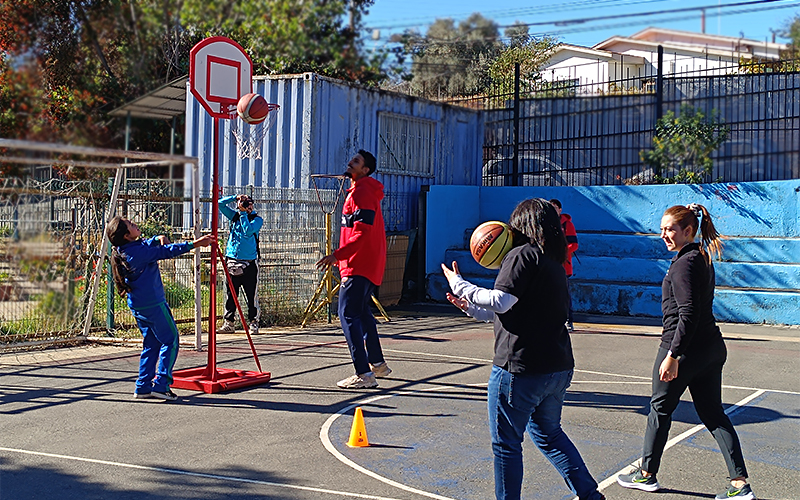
[152,390,178,401]
[217,321,236,334]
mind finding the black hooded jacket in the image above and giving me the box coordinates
[661,242,722,357]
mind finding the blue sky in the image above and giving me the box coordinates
[362,0,800,48]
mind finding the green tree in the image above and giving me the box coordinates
[487,24,558,95]
[780,14,800,58]
[0,1,384,160]
[180,0,383,82]
[401,13,501,99]
[640,105,729,184]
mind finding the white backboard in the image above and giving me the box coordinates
[189,37,253,119]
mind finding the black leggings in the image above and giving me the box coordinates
[223,261,259,324]
[641,340,748,479]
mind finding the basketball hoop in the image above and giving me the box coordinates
[310,173,348,214]
[228,103,280,159]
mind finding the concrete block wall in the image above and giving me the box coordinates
[425,180,800,325]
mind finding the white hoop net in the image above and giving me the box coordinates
[228,103,280,160]
[310,174,348,215]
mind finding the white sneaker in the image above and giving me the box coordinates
[217,321,236,334]
[248,322,259,335]
[370,362,392,378]
[337,373,378,389]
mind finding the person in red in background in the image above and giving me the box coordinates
[316,150,392,389]
[550,199,578,332]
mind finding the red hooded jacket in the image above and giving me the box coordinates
[560,213,579,276]
[334,175,387,286]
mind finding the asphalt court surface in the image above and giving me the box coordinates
[1,307,798,500]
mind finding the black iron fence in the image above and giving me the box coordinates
[445,53,800,186]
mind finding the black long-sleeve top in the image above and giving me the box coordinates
[661,242,722,356]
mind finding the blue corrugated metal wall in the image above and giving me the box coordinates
[184,73,482,231]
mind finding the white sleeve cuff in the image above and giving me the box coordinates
[451,276,518,314]
[465,303,495,322]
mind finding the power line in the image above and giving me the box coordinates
[366,0,799,45]
[367,0,673,30]
[495,0,795,30]
[528,2,800,38]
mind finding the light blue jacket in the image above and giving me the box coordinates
[219,195,263,261]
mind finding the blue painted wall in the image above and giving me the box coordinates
[425,180,800,325]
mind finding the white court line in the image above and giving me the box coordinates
[0,446,408,500]
[277,338,800,395]
[594,389,767,494]
[287,338,789,498]
[320,385,486,500]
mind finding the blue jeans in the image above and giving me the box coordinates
[488,365,602,500]
[131,303,180,393]
[338,275,386,375]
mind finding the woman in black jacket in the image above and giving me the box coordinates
[442,199,604,500]
[617,204,755,500]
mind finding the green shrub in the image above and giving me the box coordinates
[163,279,195,309]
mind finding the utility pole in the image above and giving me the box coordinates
[349,0,356,34]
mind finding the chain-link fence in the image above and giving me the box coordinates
[0,176,343,349]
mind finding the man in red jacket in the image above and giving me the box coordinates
[551,199,579,332]
[317,150,392,389]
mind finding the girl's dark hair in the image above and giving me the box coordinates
[508,198,567,264]
[663,204,723,262]
[106,216,132,297]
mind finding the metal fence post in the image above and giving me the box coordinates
[106,177,115,332]
[512,63,521,186]
[417,185,428,302]
[656,45,664,123]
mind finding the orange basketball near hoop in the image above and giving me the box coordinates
[237,93,270,125]
[470,221,514,270]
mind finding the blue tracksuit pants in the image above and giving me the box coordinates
[131,303,179,394]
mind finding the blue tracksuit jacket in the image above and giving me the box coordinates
[117,237,193,310]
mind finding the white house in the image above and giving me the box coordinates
[538,27,787,94]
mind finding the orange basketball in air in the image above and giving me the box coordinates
[470,221,514,270]
[236,93,270,125]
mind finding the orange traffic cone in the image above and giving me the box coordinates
[347,407,369,447]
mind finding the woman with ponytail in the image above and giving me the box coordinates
[617,204,756,500]
[106,216,214,401]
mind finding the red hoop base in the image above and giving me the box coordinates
[172,366,271,394]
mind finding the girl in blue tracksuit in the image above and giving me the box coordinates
[106,216,214,401]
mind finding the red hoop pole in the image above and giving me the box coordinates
[207,116,220,381]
